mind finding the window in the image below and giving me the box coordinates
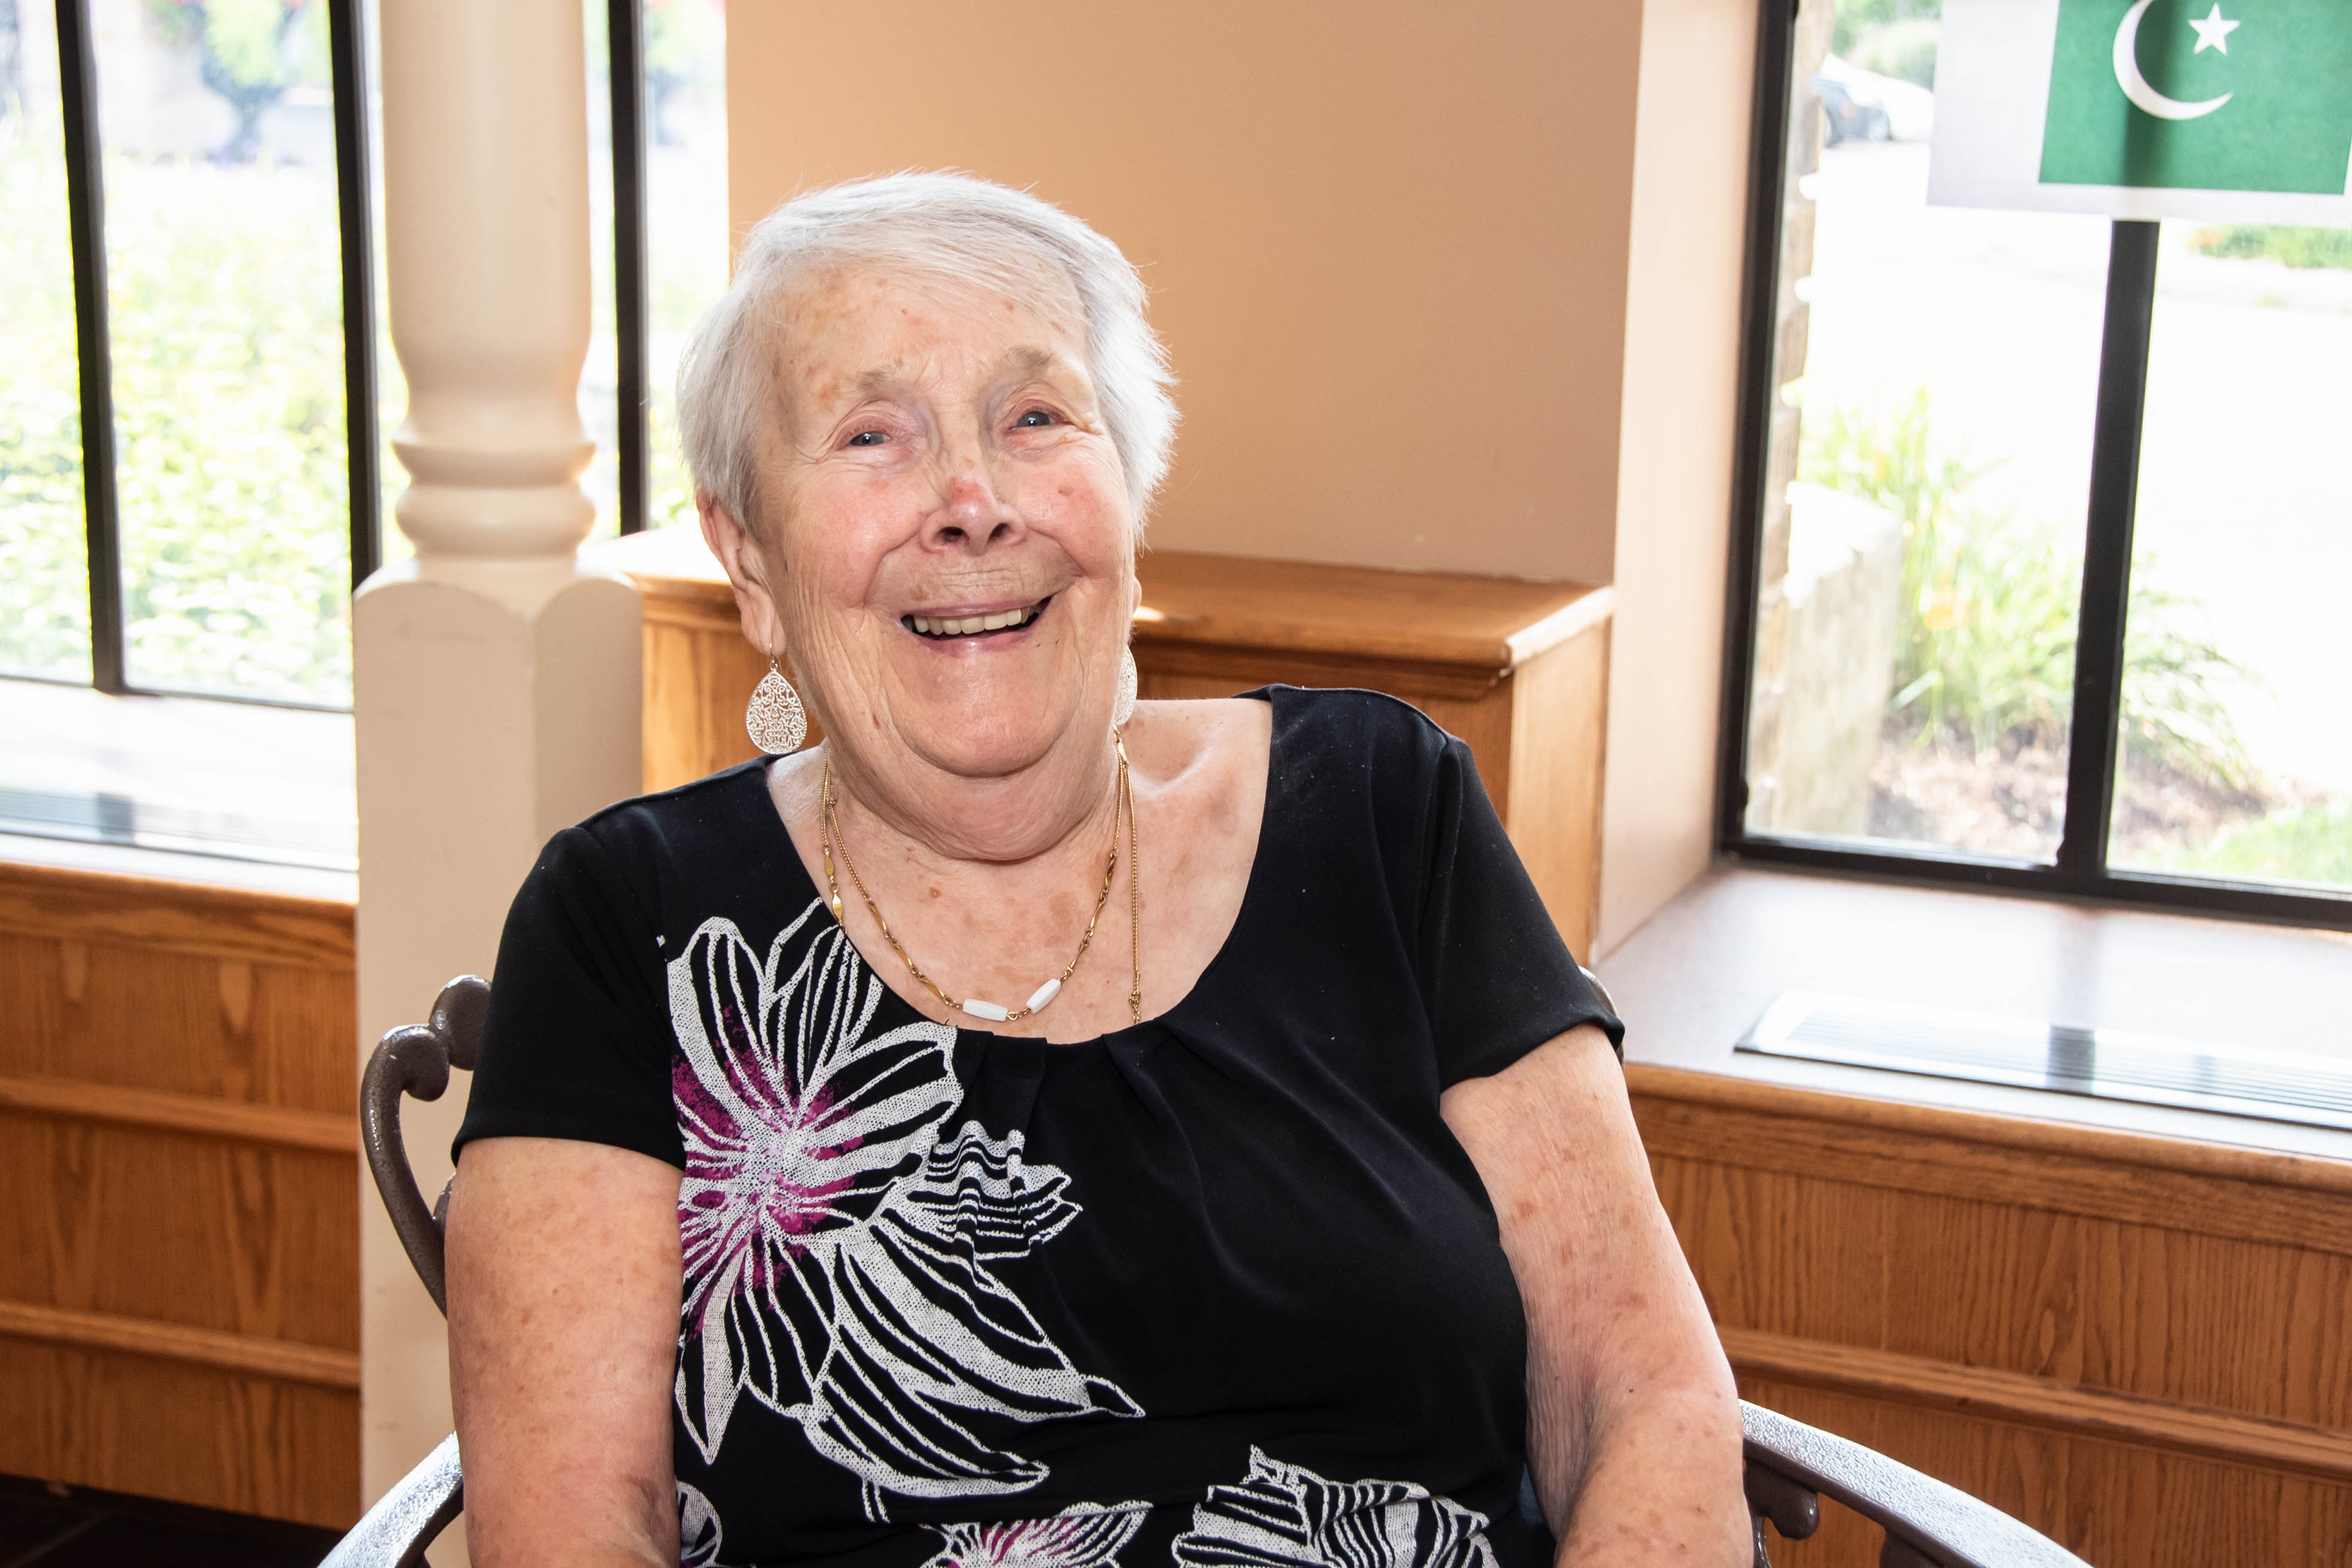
[1,0,727,868]
[1,0,377,706]
[1722,0,2352,928]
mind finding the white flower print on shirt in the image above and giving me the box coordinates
[678,1481,729,1568]
[922,1502,1150,1568]
[1172,1450,1497,1568]
[669,904,1140,1518]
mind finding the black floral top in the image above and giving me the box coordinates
[457,687,1621,1568]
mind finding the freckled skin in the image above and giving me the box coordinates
[1443,1034,1751,1566]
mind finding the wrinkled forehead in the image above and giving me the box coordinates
[760,255,1093,412]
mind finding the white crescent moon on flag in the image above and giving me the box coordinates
[2113,0,2232,120]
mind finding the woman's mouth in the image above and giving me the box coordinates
[902,596,1050,640]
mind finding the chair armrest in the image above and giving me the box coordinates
[320,1434,463,1568]
[362,975,490,1313]
[1741,1402,2087,1568]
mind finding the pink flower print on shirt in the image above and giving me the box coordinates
[922,1502,1150,1568]
[669,905,1140,1520]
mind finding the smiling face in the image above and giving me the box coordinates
[700,260,1138,835]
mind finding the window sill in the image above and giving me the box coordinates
[0,829,356,903]
[0,679,356,903]
[1597,862,2352,1163]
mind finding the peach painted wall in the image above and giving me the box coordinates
[725,1,1758,953]
[1598,0,1758,953]
[725,2,1644,585]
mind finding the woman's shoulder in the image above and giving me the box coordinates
[1241,685,1466,815]
[1147,685,1469,852]
[1260,684,1454,761]
[1137,685,1450,760]
[531,758,779,895]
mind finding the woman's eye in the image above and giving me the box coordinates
[1013,409,1057,428]
[846,430,887,448]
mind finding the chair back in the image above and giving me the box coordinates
[360,975,489,1315]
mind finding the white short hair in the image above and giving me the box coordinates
[676,172,1178,537]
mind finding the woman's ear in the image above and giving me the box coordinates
[699,492,781,659]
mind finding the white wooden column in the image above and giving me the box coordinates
[356,0,641,1545]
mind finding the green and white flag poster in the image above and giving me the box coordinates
[1930,0,2352,223]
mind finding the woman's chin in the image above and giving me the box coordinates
[886,699,1095,783]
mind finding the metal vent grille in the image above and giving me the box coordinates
[1738,991,2352,1134]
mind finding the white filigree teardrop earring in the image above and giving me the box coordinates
[1113,645,1138,731]
[746,653,807,754]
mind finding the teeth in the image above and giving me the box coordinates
[908,602,1041,637]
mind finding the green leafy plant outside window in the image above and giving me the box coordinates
[144,0,327,164]
[1,118,353,700]
[1793,389,2350,885]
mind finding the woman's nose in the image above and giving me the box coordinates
[928,458,1022,553]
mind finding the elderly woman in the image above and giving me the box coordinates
[447,173,1745,1568]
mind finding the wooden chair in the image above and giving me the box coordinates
[329,977,2090,1568]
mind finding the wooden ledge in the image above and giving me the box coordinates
[589,527,1611,675]
[1725,1327,2352,1484]
[1628,1064,2352,1256]
[0,859,354,968]
[1134,552,1610,672]
[1626,1063,2352,1196]
[0,1074,356,1154]
[0,1299,360,1391]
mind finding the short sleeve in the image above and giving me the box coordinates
[453,825,685,1168]
[1416,734,1624,1086]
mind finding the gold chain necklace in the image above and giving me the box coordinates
[819,742,1142,1027]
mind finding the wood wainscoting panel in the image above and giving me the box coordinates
[0,1074,353,1153]
[0,1300,359,1390]
[0,865,357,1116]
[1652,1152,2352,1432]
[0,861,354,970]
[1628,1064,2352,1564]
[1721,1327,2352,1484]
[1634,1076,2352,1257]
[0,860,359,1525]
[0,1111,359,1349]
[1503,615,1607,958]
[0,1338,360,1530]
[1737,1378,2352,1568]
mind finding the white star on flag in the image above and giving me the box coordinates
[2188,3,2240,54]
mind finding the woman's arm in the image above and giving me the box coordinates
[1440,1026,1749,1567]
[445,1137,685,1568]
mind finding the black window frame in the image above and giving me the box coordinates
[42,0,654,712]
[1715,0,2352,933]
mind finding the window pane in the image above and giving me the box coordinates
[1743,0,2108,863]
[1,0,94,682]
[92,0,353,704]
[2108,223,2352,892]
[645,0,725,532]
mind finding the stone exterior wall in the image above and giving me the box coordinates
[1745,0,1886,838]
[1774,483,1903,834]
